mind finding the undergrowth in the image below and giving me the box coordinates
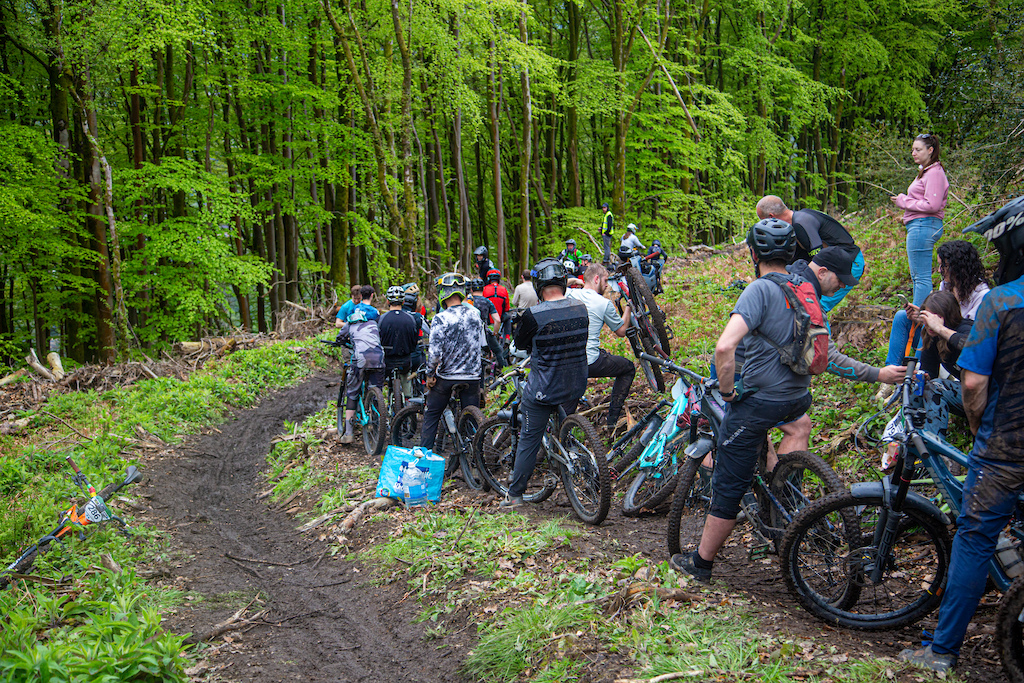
[0,339,319,681]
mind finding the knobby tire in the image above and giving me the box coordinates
[558,414,611,525]
[362,386,388,456]
[997,575,1024,683]
[625,266,670,354]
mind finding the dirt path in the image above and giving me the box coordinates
[141,375,465,682]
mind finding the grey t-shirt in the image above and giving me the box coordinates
[566,288,625,364]
[731,275,811,401]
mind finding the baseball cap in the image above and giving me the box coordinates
[812,247,859,287]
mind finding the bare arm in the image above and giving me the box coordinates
[714,314,750,399]
[962,370,989,435]
[613,301,632,337]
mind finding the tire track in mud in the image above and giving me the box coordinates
[144,375,464,682]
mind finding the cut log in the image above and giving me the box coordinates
[0,369,28,387]
[334,497,400,546]
[25,349,54,381]
[46,353,65,381]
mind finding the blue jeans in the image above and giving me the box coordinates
[931,454,1024,656]
[819,250,865,313]
[885,309,922,366]
[906,217,945,306]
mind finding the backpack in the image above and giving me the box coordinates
[754,273,829,375]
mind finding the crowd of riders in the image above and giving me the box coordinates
[331,160,1024,675]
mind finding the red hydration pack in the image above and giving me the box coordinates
[483,283,510,317]
[755,273,829,375]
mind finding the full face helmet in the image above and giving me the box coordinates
[964,195,1024,285]
[531,258,568,298]
[436,272,468,308]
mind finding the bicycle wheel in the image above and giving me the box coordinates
[457,406,489,491]
[390,403,423,448]
[558,414,611,525]
[767,450,846,551]
[609,436,646,481]
[474,416,556,502]
[389,376,404,417]
[622,438,682,517]
[666,454,715,556]
[779,491,951,630]
[0,548,39,590]
[997,576,1024,683]
[639,334,667,393]
[336,380,346,434]
[361,386,388,456]
[625,266,670,354]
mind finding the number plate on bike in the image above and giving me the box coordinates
[83,497,109,523]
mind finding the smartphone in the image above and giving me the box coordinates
[895,293,910,307]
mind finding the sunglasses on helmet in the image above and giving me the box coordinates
[436,273,467,287]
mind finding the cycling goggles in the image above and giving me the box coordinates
[436,273,467,288]
[532,262,567,281]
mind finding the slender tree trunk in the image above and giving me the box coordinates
[518,1,532,276]
[489,45,506,272]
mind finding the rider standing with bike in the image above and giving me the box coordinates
[421,273,484,451]
[501,259,590,508]
[900,195,1024,674]
[336,308,386,444]
[566,263,636,431]
[669,219,813,581]
[379,286,426,400]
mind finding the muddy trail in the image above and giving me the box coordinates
[140,375,466,683]
[139,373,1004,683]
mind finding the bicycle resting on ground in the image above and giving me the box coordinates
[473,359,612,525]
[779,355,1024,631]
[1,458,143,590]
[319,336,387,456]
[660,357,845,562]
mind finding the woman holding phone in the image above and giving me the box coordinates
[890,133,950,306]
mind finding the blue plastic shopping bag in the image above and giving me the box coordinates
[376,445,445,506]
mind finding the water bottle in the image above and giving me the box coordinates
[996,532,1024,579]
[913,370,926,397]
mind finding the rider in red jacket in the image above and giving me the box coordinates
[483,269,511,337]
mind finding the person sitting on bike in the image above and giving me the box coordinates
[512,270,539,309]
[756,195,864,313]
[421,273,484,451]
[669,218,813,582]
[566,263,636,430]
[899,195,1024,674]
[483,269,512,337]
[500,259,590,509]
[557,238,582,271]
[379,286,427,400]
[647,239,667,288]
[336,308,386,444]
[620,223,645,252]
[474,246,495,281]
[469,278,506,375]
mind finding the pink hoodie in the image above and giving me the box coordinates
[894,163,949,223]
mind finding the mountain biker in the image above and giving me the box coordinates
[566,263,636,430]
[646,240,667,292]
[512,270,539,309]
[557,239,582,270]
[669,218,813,581]
[378,286,426,400]
[336,308,386,444]
[602,202,614,266]
[421,273,484,451]
[756,195,864,313]
[402,282,428,317]
[474,246,496,281]
[469,278,506,374]
[899,195,1024,674]
[337,285,362,323]
[578,254,593,278]
[483,269,511,337]
[621,224,645,252]
[500,259,589,508]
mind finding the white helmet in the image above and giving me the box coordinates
[626,223,638,233]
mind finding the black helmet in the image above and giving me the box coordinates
[474,246,488,257]
[532,258,568,298]
[469,277,485,291]
[964,195,1024,285]
[617,245,635,262]
[566,238,577,247]
[652,239,662,246]
[747,218,796,264]
[386,285,405,304]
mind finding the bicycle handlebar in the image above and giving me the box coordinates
[638,352,706,384]
[487,355,530,391]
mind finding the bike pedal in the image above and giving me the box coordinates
[748,544,770,561]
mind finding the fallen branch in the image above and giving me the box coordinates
[37,411,92,441]
[46,352,65,381]
[615,672,699,683]
[184,598,268,645]
[283,300,314,315]
[25,349,54,381]
[297,504,355,532]
[335,497,400,546]
[225,556,265,581]
[602,582,699,616]
[0,369,28,387]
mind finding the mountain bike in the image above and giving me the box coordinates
[319,337,387,456]
[1,458,143,589]
[473,363,611,525]
[390,383,488,491]
[616,353,704,516]
[778,356,1024,630]
[607,249,672,392]
[663,365,845,560]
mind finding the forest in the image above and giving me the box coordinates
[0,0,1021,363]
